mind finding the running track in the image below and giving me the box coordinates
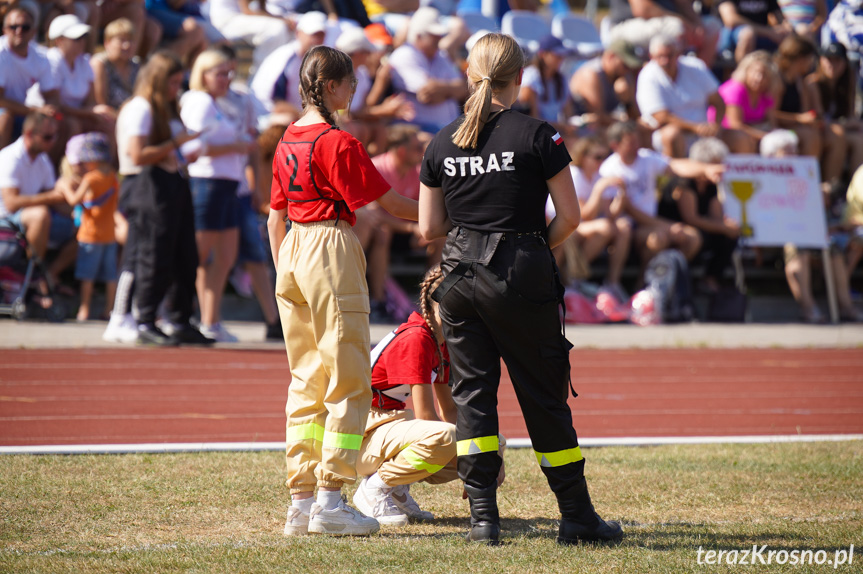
[2,348,862,448]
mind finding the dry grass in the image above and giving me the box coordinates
[1,441,862,573]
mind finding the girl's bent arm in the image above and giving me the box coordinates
[410,384,442,422]
[546,167,581,248]
[267,208,288,268]
[418,183,452,240]
[376,188,418,221]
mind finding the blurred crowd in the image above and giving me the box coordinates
[1,0,862,336]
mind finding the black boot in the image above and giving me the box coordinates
[556,478,623,545]
[464,484,500,545]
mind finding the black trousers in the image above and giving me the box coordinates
[131,167,198,326]
[701,232,738,282]
[438,227,585,495]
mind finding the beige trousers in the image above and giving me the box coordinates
[357,407,458,486]
[276,220,372,494]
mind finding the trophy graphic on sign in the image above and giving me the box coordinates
[728,180,759,238]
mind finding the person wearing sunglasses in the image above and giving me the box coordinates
[0,112,71,270]
[0,6,61,149]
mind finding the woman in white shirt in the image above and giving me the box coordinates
[180,48,255,342]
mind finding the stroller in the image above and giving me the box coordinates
[0,219,65,321]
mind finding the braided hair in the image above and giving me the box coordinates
[418,265,447,385]
[299,45,355,127]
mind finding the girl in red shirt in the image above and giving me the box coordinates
[266,45,417,538]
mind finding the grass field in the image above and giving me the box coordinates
[2,441,861,573]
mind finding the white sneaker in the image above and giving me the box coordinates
[199,322,239,343]
[156,319,182,336]
[102,313,138,344]
[308,499,381,536]
[391,484,434,521]
[352,477,409,526]
[283,505,310,536]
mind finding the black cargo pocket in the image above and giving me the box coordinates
[337,293,370,344]
[540,336,575,401]
[505,241,558,304]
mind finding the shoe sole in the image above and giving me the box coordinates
[283,525,309,536]
[308,520,380,536]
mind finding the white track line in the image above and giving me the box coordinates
[1,434,861,455]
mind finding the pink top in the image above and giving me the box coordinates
[372,150,420,201]
[707,78,774,127]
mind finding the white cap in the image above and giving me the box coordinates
[335,27,375,54]
[48,14,91,40]
[408,7,448,43]
[297,11,327,35]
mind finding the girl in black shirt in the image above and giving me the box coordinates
[418,32,622,546]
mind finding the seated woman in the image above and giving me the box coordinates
[711,50,777,148]
[516,35,574,137]
[806,42,863,190]
[548,135,631,301]
[657,137,739,293]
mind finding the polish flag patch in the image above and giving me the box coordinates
[552,132,563,145]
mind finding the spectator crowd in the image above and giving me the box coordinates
[1,0,862,337]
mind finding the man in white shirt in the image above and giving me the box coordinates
[387,7,467,133]
[250,11,327,120]
[636,35,755,158]
[0,6,60,148]
[0,112,67,260]
[599,121,723,267]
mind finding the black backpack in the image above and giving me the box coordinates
[644,249,693,323]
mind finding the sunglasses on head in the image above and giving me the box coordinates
[5,23,32,32]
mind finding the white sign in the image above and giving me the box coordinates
[719,155,828,249]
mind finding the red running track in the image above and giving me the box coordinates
[2,348,862,446]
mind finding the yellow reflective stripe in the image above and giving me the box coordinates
[322,430,363,451]
[402,447,444,474]
[286,422,324,443]
[534,446,584,468]
[457,435,500,456]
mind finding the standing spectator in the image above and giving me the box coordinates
[517,35,574,132]
[180,48,254,343]
[250,11,327,119]
[387,7,467,134]
[551,136,631,296]
[97,0,162,59]
[636,35,754,158]
[0,5,59,148]
[569,39,643,130]
[59,133,119,321]
[91,18,141,114]
[806,42,863,186]
[116,50,210,346]
[711,50,778,146]
[44,14,113,164]
[268,46,418,537]
[717,0,791,62]
[657,137,739,293]
[599,121,724,272]
[215,44,282,342]
[0,112,68,266]
[206,0,292,72]
[143,0,215,67]
[418,32,621,546]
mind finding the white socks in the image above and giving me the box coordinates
[366,472,389,492]
[316,489,342,511]
[291,496,314,514]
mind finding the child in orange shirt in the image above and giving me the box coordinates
[61,133,120,321]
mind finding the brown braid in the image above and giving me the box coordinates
[419,265,446,384]
[299,45,355,127]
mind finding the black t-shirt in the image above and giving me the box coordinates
[419,109,571,233]
[718,0,780,26]
[657,176,717,222]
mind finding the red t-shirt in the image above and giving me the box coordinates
[371,311,450,410]
[270,122,391,226]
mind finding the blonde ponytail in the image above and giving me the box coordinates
[452,33,524,150]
